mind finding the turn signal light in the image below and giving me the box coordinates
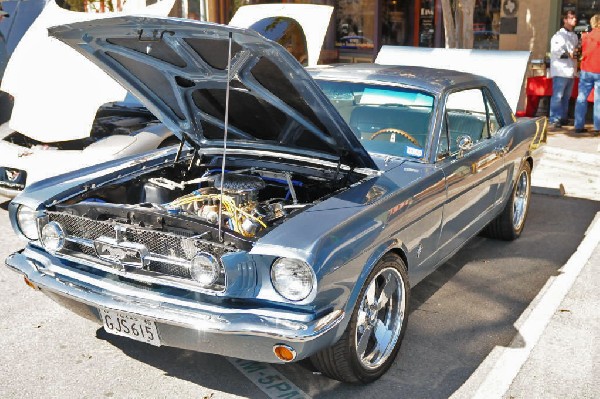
[24,277,38,290]
[273,344,296,362]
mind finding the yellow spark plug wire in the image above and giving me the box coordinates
[168,193,267,236]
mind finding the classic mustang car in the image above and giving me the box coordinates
[5,17,545,383]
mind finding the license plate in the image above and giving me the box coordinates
[100,308,161,346]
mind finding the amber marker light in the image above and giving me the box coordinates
[24,277,38,290]
[273,344,296,362]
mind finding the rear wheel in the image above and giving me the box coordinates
[310,253,410,383]
[484,162,531,240]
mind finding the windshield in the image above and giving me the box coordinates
[316,80,435,159]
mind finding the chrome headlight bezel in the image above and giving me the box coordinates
[40,221,66,253]
[270,258,316,302]
[190,252,221,287]
[16,205,40,240]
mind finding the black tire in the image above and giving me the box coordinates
[310,253,410,384]
[484,161,531,241]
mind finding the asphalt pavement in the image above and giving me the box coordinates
[454,123,600,398]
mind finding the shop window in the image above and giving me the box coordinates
[562,1,597,33]
[382,0,411,46]
[335,0,376,51]
[473,0,501,50]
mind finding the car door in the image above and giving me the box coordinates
[434,87,506,260]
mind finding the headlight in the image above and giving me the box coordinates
[190,252,220,286]
[271,258,315,301]
[16,205,39,240]
[40,222,65,253]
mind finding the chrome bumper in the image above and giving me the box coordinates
[5,246,345,363]
[0,185,21,199]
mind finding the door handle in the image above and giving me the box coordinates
[494,145,509,156]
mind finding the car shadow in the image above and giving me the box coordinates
[94,329,261,397]
[1,200,10,211]
[94,194,600,399]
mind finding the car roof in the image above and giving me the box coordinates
[307,63,492,95]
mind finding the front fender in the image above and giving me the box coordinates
[341,240,407,325]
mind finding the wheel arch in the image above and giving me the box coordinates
[340,240,409,323]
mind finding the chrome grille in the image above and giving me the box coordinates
[46,211,235,284]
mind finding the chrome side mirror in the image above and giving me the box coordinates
[456,135,473,158]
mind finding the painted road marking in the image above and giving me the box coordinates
[462,211,600,398]
[228,358,311,399]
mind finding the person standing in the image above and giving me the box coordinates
[574,14,600,135]
[549,10,579,129]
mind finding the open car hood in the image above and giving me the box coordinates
[1,0,175,143]
[48,17,377,170]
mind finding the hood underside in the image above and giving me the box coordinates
[48,17,377,170]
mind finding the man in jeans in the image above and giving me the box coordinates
[549,10,579,129]
[574,14,600,135]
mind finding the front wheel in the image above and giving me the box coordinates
[484,161,531,240]
[310,253,410,383]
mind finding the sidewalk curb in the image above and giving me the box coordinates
[452,211,600,399]
[531,184,565,197]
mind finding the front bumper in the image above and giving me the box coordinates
[5,246,345,363]
[0,183,24,199]
[0,187,21,199]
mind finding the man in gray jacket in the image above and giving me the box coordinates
[549,10,579,129]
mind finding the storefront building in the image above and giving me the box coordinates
[172,0,598,63]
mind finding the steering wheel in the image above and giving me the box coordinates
[369,128,421,147]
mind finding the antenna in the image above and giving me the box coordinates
[218,31,233,243]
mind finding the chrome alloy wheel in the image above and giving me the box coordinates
[512,168,530,231]
[355,267,406,369]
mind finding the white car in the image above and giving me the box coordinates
[0,2,333,199]
[0,0,176,199]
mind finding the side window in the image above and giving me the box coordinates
[483,91,502,137]
[437,88,497,159]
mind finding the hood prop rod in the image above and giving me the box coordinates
[174,139,185,163]
[218,31,233,243]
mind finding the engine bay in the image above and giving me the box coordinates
[147,169,306,238]
[58,154,352,248]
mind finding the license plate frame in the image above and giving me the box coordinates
[100,308,161,346]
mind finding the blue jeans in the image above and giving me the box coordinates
[574,70,600,131]
[549,76,574,124]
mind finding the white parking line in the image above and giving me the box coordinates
[227,357,311,399]
[460,211,600,399]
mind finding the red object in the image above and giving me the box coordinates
[581,29,600,73]
[523,76,595,117]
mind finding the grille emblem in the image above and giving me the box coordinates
[5,169,21,182]
[94,225,148,269]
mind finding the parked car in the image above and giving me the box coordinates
[5,17,545,383]
[0,0,51,123]
[0,0,176,199]
[0,0,49,67]
[338,35,374,49]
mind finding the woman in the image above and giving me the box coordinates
[574,14,600,135]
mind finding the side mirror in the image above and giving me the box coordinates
[456,135,473,158]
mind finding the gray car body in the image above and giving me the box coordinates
[5,17,545,363]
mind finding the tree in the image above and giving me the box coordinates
[441,0,476,49]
